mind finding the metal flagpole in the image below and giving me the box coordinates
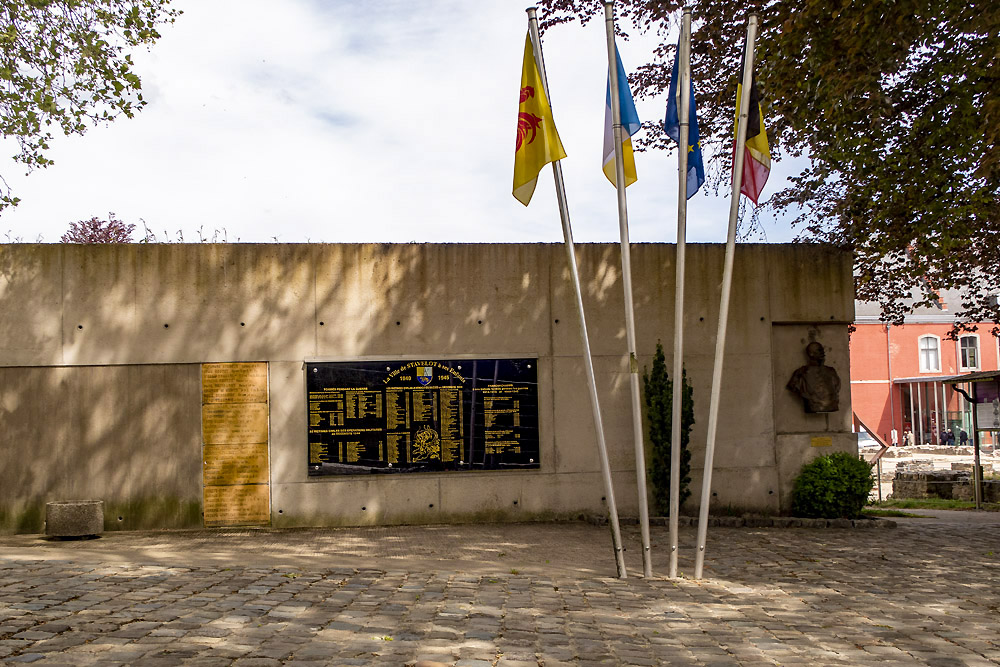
[668,8,693,580]
[602,0,653,578]
[971,384,982,509]
[694,13,758,580]
[527,7,627,579]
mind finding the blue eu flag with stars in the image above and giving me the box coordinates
[664,40,705,199]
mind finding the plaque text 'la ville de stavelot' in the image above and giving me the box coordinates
[307,359,539,475]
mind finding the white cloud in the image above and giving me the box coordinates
[1,0,799,244]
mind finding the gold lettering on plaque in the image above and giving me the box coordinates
[203,443,269,486]
[202,403,269,445]
[203,485,270,527]
[201,361,270,528]
[202,362,268,404]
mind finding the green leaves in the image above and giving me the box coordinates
[642,342,695,516]
[792,452,874,519]
[539,0,1000,330]
[0,0,179,212]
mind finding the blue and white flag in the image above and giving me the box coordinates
[603,44,640,188]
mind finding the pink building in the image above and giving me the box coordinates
[851,294,1000,446]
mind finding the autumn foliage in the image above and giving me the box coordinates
[60,214,136,243]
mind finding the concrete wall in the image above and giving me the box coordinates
[0,243,855,532]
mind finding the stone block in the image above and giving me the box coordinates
[772,517,802,527]
[801,518,828,528]
[711,516,744,527]
[744,516,774,528]
[45,500,104,537]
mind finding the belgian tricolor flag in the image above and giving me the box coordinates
[733,75,770,204]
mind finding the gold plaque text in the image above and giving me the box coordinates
[202,403,269,445]
[203,443,269,486]
[203,484,270,527]
[202,362,268,404]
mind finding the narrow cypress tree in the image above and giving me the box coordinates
[642,342,694,516]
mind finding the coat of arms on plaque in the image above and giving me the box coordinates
[416,366,433,386]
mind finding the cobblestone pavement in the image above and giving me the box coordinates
[1,511,998,666]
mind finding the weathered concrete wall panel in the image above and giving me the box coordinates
[768,245,854,323]
[0,363,202,532]
[0,245,64,365]
[0,243,855,531]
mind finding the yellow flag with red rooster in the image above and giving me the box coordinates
[513,32,567,206]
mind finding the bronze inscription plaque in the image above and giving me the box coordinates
[203,443,269,486]
[202,362,268,404]
[202,403,269,445]
[203,484,270,527]
[201,362,270,527]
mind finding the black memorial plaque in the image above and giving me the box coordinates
[306,358,539,475]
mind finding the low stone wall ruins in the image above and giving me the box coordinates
[892,470,1000,502]
[879,444,997,458]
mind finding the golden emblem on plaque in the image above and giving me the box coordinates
[412,424,441,460]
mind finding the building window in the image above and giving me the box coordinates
[919,335,941,373]
[959,335,980,371]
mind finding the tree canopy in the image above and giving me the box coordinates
[537,0,1000,332]
[0,0,179,211]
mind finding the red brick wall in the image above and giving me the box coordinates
[850,322,1000,442]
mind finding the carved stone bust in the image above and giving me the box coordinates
[786,341,841,413]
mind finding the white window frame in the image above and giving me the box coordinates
[958,334,980,372]
[918,334,941,373]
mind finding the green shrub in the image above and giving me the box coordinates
[642,341,694,516]
[791,452,874,519]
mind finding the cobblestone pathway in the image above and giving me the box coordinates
[0,512,998,665]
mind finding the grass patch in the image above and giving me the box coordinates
[868,499,1000,512]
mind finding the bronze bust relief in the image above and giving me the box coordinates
[786,341,841,413]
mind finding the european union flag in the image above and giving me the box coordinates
[664,40,705,199]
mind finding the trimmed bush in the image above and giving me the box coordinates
[791,452,874,519]
[642,341,694,516]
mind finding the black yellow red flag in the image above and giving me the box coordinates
[733,76,770,204]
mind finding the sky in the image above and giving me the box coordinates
[0,0,803,245]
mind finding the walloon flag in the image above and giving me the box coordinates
[512,32,567,206]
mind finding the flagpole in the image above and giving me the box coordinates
[668,8,693,580]
[603,0,653,579]
[527,7,627,580]
[694,13,758,580]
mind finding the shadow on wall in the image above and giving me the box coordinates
[0,242,854,531]
[0,243,633,533]
[0,364,203,533]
